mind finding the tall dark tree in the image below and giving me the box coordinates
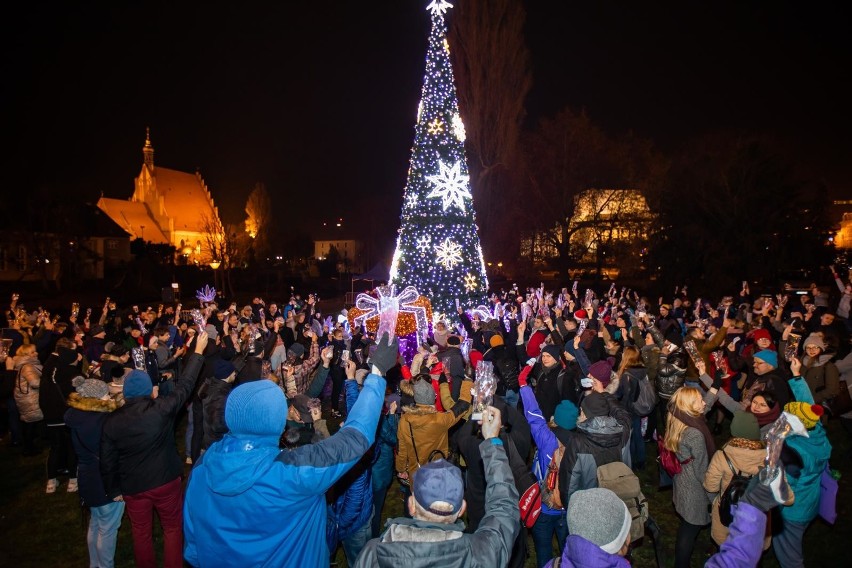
[448,0,531,266]
[649,133,833,295]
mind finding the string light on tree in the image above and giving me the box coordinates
[389,1,488,323]
[451,113,466,142]
[435,238,463,270]
[426,160,471,212]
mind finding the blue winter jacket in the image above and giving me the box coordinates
[782,376,832,523]
[327,380,375,550]
[183,373,386,568]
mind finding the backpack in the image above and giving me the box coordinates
[719,449,753,527]
[657,438,693,477]
[597,461,649,543]
[539,441,566,510]
[506,436,541,528]
[631,373,658,417]
[493,352,520,390]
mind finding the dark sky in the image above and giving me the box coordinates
[5,1,850,237]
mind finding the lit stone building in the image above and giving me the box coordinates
[97,130,223,262]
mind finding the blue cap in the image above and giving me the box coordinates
[412,459,464,516]
[754,349,778,368]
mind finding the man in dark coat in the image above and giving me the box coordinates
[101,332,208,568]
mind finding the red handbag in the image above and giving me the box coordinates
[657,437,692,477]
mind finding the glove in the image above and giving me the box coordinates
[518,365,532,388]
[711,370,724,390]
[740,467,792,513]
[369,332,399,377]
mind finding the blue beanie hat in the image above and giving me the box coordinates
[225,381,287,438]
[123,370,153,398]
[553,400,579,430]
[754,349,778,368]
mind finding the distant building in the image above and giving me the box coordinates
[520,188,655,278]
[97,129,223,263]
[832,200,852,249]
[313,239,365,274]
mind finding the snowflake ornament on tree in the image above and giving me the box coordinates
[451,113,466,142]
[463,272,478,292]
[416,235,432,253]
[435,238,463,270]
[426,160,471,212]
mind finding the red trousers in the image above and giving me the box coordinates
[124,476,184,568]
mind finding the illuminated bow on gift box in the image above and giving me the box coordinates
[469,305,494,322]
[352,285,430,344]
[196,285,217,304]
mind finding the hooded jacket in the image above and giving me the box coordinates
[65,393,118,507]
[39,347,80,425]
[14,354,43,423]
[781,377,833,523]
[183,373,386,568]
[559,395,631,501]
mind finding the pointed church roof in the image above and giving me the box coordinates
[96,197,170,243]
[150,167,219,233]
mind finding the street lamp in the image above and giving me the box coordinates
[209,259,221,289]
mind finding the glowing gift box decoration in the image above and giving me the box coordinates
[347,285,433,345]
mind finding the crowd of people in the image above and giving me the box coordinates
[1,268,850,567]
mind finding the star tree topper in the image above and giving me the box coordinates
[427,0,453,17]
[426,160,472,212]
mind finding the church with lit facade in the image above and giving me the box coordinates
[97,130,223,262]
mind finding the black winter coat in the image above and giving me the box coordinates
[39,347,81,425]
[100,354,203,497]
[65,395,118,507]
[199,377,232,449]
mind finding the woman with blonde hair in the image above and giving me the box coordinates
[663,386,715,568]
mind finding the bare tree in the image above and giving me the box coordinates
[200,213,247,298]
[449,0,532,262]
[244,182,272,257]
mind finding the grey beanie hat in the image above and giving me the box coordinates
[204,324,219,341]
[566,488,632,554]
[413,378,436,405]
[72,376,109,400]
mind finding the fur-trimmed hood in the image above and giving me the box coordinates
[66,392,118,413]
[402,403,438,416]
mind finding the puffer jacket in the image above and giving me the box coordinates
[703,438,769,548]
[656,347,687,399]
[559,394,632,500]
[14,355,43,422]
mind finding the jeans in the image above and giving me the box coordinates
[503,389,519,408]
[772,518,809,568]
[88,500,125,568]
[674,519,704,568]
[342,509,374,566]
[330,366,346,412]
[124,476,184,568]
[630,415,646,468]
[530,511,567,568]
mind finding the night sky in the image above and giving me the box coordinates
[5,1,849,239]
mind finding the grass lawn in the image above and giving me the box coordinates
[1,412,849,568]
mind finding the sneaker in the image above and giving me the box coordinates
[66,478,78,493]
[46,479,59,494]
[185,457,193,465]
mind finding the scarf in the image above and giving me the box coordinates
[751,403,781,428]
[671,406,716,457]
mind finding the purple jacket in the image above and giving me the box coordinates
[545,501,767,567]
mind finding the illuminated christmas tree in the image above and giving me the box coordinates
[389,0,488,322]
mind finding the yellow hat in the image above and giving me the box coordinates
[784,401,824,429]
